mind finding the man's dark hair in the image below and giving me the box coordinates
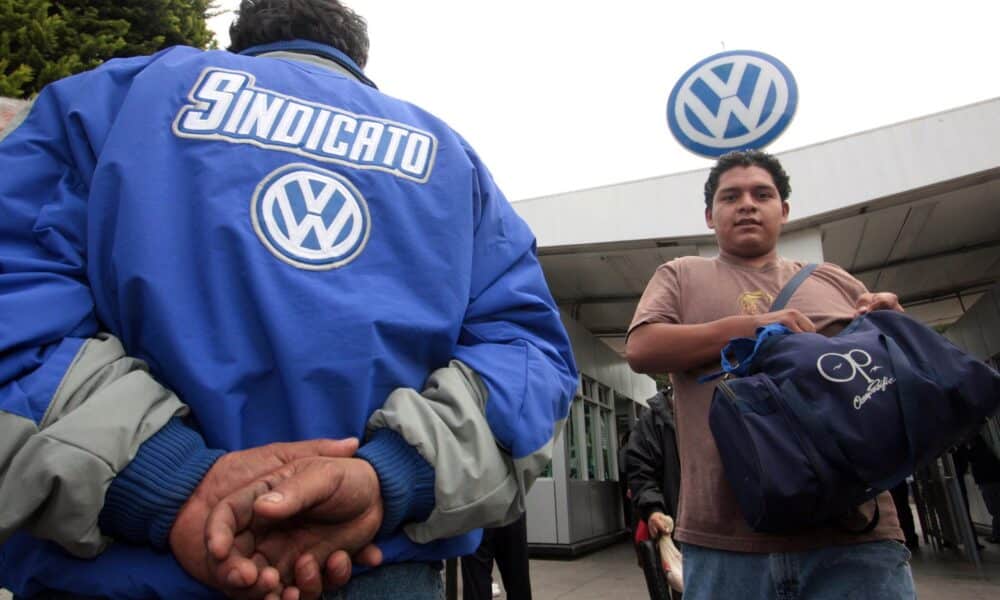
[228,0,369,68]
[703,149,791,209]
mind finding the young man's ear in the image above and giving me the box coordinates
[781,201,790,223]
[705,205,715,230]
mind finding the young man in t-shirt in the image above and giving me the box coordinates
[626,150,916,599]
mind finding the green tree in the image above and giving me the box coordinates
[0,0,217,98]
[59,0,218,57]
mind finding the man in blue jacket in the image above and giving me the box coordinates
[0,1,578,598]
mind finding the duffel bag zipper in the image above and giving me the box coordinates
[718,378,738,403]
[713,377,768,529]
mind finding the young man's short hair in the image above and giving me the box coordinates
[703,149,791,209]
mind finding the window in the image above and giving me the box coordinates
[564,376,630,482]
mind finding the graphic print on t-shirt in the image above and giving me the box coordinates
[738,290,774,315]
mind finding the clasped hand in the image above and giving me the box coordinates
[168,438,385,600]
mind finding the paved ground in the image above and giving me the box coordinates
[3,538,997,599]
[485,539,1000,599]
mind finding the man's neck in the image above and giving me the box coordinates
[718,248,779,270]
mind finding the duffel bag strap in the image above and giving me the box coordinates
[770,263,818,311]
[716,323,792,379]
[869,333,921,490]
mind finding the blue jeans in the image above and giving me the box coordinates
[323,562,443,600]
[681,540,915,600]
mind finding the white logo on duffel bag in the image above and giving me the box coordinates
[816,349,896,410]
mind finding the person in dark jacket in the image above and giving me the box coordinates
[619,428,635,532]
[967,429,1000,543]
[626,390,681,541]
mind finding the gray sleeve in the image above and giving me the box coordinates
[0,98,32,143]
[0,333,186,557]
[366,359,564,543]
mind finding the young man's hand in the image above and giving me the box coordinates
[854,292,903,316]
[168,439,361,599]
[205,455,385,600]
[758,308,816,333]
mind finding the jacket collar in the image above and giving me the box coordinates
[238,39,377,89]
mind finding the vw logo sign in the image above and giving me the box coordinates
[251,163,371,270]
[667,50,797,158]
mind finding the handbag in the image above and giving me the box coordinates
[707,265,1000,532]
[635,517,683,599]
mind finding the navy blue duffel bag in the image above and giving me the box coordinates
[708,270,1000,533]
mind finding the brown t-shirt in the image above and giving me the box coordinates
[629,255,903,552]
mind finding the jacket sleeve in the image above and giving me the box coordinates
[0,63,220,558]
[359,146,578,544]
[626,410,668,523]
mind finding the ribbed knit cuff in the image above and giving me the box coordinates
[98,418,224,550]
[356,428,436,539]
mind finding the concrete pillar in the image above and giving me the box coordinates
[777,227,824,263]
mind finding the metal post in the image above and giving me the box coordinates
[940,453,984,576]
[909,476,932,546]
[445,557,458,600]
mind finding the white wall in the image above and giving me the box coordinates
[777,227,824,264]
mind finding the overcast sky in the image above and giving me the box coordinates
[208,1,1000,201]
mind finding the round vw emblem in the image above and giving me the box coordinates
[667,50,797,158]
[251,163,371,270]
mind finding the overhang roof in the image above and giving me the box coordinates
[514,98,1000,353]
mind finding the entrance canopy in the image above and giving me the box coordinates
[514,98,1000,353]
